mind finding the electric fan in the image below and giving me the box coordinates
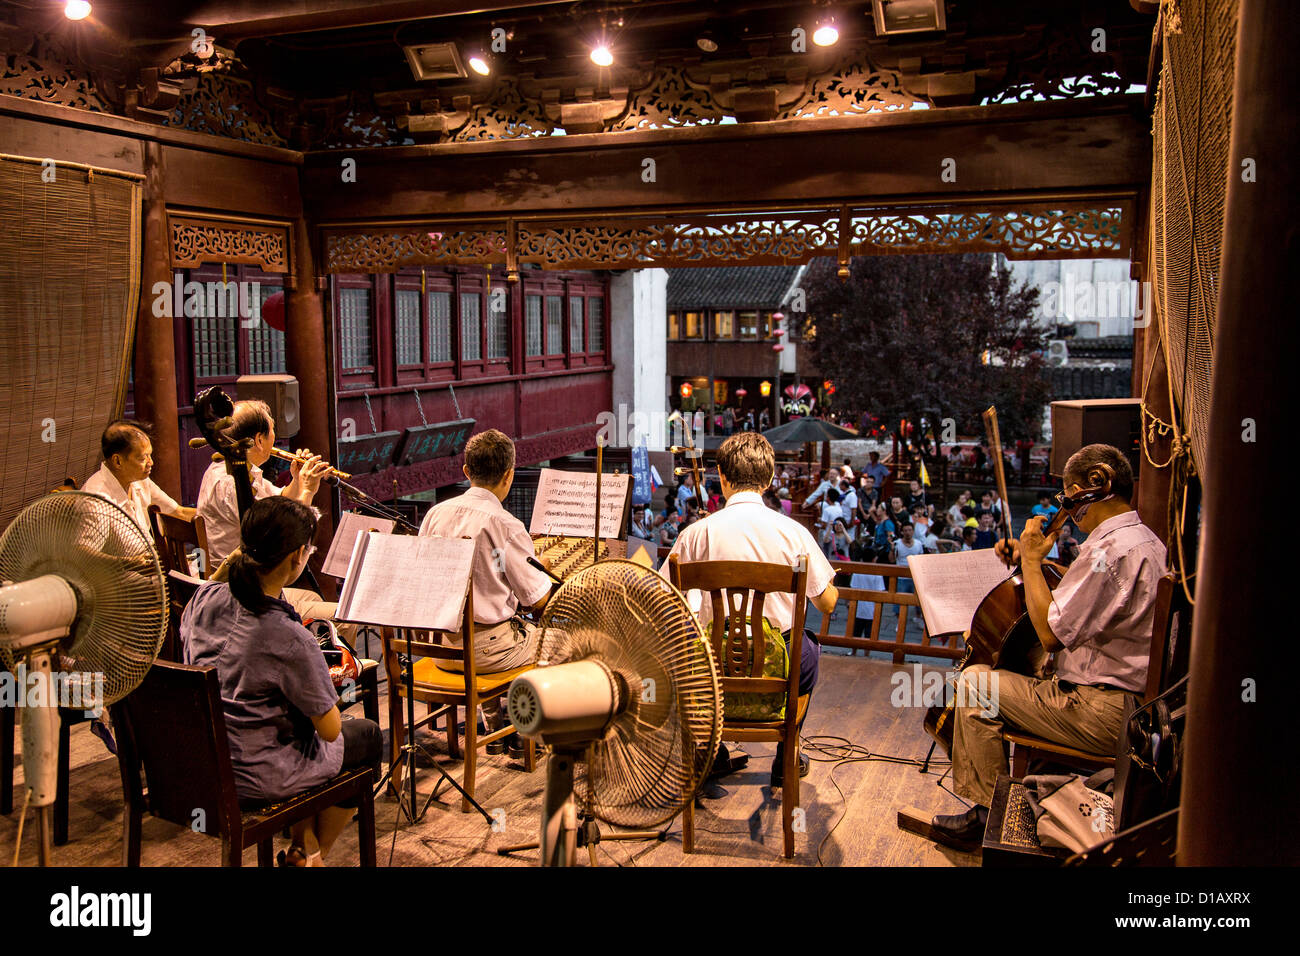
[0,492,167,864]
[506,559,721,866]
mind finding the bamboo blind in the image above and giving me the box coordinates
[0,155,141,529]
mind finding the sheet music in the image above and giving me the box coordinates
[529,468,631,538]
[322,511,396,579]
[906,549,1012,637]
[336,532,474,631]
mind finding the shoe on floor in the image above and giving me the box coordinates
[930,804,989,853]
[769,748,810,788]
[707,742,750,781]
[507,733,527,760]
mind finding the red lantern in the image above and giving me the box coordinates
[772,343,785,352]
[735,388,748,398]
[680,382,693,398]
[260,290,286,332]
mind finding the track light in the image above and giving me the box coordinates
[64,0,91,20]
[696,30,718,53]
[813,15,840,46]
[590,43,613,67]
[468,54,490,75]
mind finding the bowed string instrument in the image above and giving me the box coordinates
[923,406,1113,753]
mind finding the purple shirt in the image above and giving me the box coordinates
[1046,511,1167,693]
[181,582,343,803]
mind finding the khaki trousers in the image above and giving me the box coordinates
[951,664,1134,807]
[282,588,357,643]
[437,618,540,724]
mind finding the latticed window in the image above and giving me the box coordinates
[427,290,451,362]
[668,312,679,339]
[525,294,543,356]
[714,310,734,339]
[460,291,481,360]
[339,287,373,369]
[247,285,286,374]
[487,287,509,359]
[738,310,759,339]
[395,289,422,365]
[569,297,585,353]
[192,288,237,379]
[588,297,604,351]
[546,295,564,354]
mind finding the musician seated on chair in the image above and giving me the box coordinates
[417,428,553,758]
[82,420,195,532]
[196,399,334,622]
[663,431,839,787]
[931,443,1167,851]
[181,496,382,867]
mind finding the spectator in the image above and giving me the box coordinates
[630,504,653,539]
[838,478,858,526]
[857,473,879,509]
[1031,491,1059,523]
[865,451,889,489]
[961,505,978,529]
[973,512,997,549]
[891,522,926,593]
[706,479,725,513]
[777,487,793,516]
[759,408,770,431]
[722,406,735,435]
[659,511,681,546]
[1057,520,1081,565]
[918,514,942,552]
[948,490,971,527]
[804,467,840,511]
[818,488,842,556]
[840,458,855,480]
[762,487,782,512]
[961,526,978,551]
[912,505,931,540]
[849,569,887,636]
[976,491,995,519]
[888,495,908,528]
[676,472,697,516]
[904,479,928,512]
[872,504,896,559]
[829,519,852,561]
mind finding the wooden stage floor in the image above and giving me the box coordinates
[3,641,979,867]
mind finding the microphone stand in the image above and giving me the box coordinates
[331,475,420,533]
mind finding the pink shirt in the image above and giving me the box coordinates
[418,486,550,625]
[663,491,835,634]
[1046,510,1167,693]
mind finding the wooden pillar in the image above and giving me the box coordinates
[1133,311,1171,543]
[1178,0,1293,864]
[285,215,336,562]
[133,140,181,499]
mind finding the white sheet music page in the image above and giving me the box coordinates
[322,511,396,579]
[529,468,631,538]
[336,532,474,631]
[906,549,1012,637]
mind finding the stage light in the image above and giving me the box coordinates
[64,0,91,20]
[468,55,490,75]
[590,44,614,67]
[696,31,718,53]
[813,19,839,46]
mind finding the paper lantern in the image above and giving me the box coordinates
[680,382,693,398]
[760,380,772,397]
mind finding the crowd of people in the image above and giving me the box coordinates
[636,454,1084,575]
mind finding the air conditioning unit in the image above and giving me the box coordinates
[1047,339,1070,367]
[403,42,469,82]
[872,0,947,35]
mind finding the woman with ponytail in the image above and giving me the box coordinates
[181,496,381,867]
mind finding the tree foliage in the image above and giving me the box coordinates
[796,253,1051,440]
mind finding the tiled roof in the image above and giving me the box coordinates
[1066,334,1134,357]
[666,266,799,310]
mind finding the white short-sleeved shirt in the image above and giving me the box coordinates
[81,463,180,535]
[196,460,282,567]
[1047,510,1167,692]
[418,486,550,625]
[663,490,835,634]
[849,572,885,619]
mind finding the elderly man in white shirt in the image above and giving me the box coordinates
[665,432,839,786]
[419,428,553,755]
[932,444,1167,851]
[82,421,194,533]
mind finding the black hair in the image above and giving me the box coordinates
[102,420,151,461]
[227,496,318,615]
[825,488,841,504]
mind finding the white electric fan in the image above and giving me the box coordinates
[506,560,722,866]
[0,492,167,864]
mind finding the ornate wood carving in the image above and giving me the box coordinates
[164,72,289,146]
[451,77,554,142]
[610,66,728,131]
[0,36,111,113]
[779,57,922,118]
[325,201,1131,274]
[169,215,290,272]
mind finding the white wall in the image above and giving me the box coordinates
[610,269,669,450]
[1001,256,1138,338]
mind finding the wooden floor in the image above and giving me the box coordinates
[3,635,979,867]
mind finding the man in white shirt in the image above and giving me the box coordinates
[837,478,857,525]
[82,421,193,534]
[932,444,1167,851]
[802,466,840,511]
[891,523,926,593]
[665,432,839,785]
[419,429,553,754]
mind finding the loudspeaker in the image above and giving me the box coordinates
[236,374,300,439]
[1050,399,1141,478]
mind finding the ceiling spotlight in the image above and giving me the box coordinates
[590,44,614,67]
[813,16,840,46]
[64,0,91,20]
[468,54,490,75]
[696,30,718,53]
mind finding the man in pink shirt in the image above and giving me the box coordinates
[932,444,1167,851]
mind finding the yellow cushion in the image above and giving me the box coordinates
[408,658,534,694]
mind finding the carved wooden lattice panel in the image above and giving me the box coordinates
[169,216,290,272]
[0,37,111,112]
[325,201,1130,273]
[779,58,922,118]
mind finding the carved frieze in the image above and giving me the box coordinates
[169,215,290,272]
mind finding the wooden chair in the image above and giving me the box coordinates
[383,589,537,813]
[668,553,810,860]
[148,504,209,579]
[1003,573,1189,776]
[111,660,376,867]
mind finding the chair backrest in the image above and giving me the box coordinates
[110,660,242,839]
[668,554,808,704]
[149,505,209,579]
[1145,572,1192,703]
[390,585,484,698]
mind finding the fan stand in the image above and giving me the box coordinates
[496,748,669,866]
[372,633,493,828]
